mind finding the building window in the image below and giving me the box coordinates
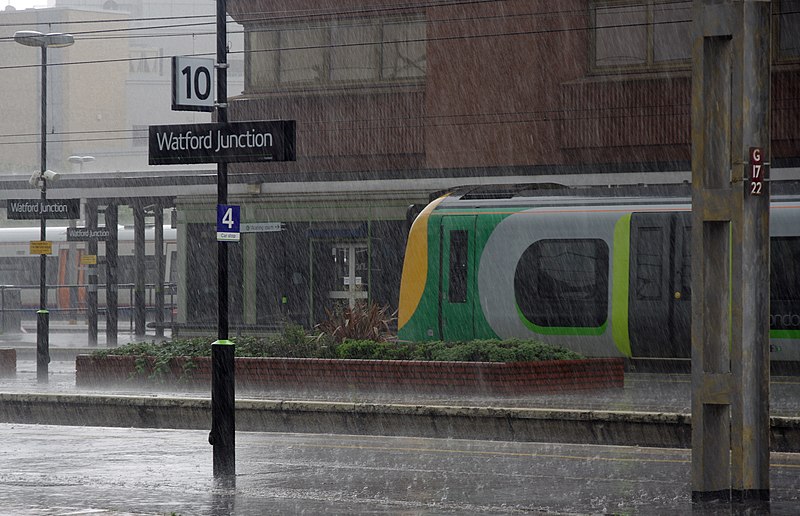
[331,23,380,82]
[129,48,163,75]
[591,1,692,71]
[247,17,426,90]
[514,239,609,328]
[281,26,327,84]
[778,0,800,61]
[382,20,426,79]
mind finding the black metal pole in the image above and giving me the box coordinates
[87,201,98,346]
[36,45,49,384]
[210,0,235,482]
[133,202,145,337]
[211,337,235,479]
[105,204,118,347]
[154,205,165,339]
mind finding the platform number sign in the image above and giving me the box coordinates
[172,56,215,112]
[749,147,765,196]
[217,205,240,241]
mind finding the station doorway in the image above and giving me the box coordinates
[311,241,369,323]
[328,243,369,309]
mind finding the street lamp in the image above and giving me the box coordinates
[68,155,95,173]
[15,30,75,384]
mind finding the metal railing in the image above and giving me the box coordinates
[0,282,177,334]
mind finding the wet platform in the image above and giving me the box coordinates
[0,327,798,514]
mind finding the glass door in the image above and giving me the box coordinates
[328,243,369,310]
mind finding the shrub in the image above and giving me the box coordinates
[335,340,414,360]
[92,338,214,382]
[93,332,583,363]
[420,339,584,362]
[235,325,321,358]
[315,301,396,343]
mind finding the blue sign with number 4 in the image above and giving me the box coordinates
[217,205,240,240]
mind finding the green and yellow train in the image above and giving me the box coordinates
[398,184,800,361]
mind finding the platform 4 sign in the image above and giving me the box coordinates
[148,120,296,165]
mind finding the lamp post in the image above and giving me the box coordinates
[68,155,95,173]
[15,30,75,384]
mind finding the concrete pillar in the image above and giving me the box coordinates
[691,0,771,502]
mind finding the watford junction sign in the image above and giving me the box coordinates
[7,198,80,220]
[148,120,295,165]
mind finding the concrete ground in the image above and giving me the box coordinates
[0,325,798,514]
[2,423,799,515]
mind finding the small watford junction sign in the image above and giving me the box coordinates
[67,227,110,241]
[148,120,295,165]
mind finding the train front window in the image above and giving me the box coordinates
[514,239,609,328]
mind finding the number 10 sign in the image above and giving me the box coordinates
[172,56,215,112]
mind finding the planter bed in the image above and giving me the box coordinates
[76,355,624,394]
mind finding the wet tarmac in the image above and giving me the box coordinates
[2,423,800,515]
[1,324,799,514]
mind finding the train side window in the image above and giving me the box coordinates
[771,237,800,329]
[448,230,468,303]
[514,239,609,328]
[634,227,663,300]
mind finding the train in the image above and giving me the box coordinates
[0,224,177,312]
[398,183,800,361]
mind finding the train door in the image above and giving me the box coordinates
[439,216,476,341]
[628,212,691,357]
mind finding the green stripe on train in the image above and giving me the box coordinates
[611,214,632,357]
[515,303,608,336]
[770,329,800,339]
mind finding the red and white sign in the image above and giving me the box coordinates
[750,147,764,196]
